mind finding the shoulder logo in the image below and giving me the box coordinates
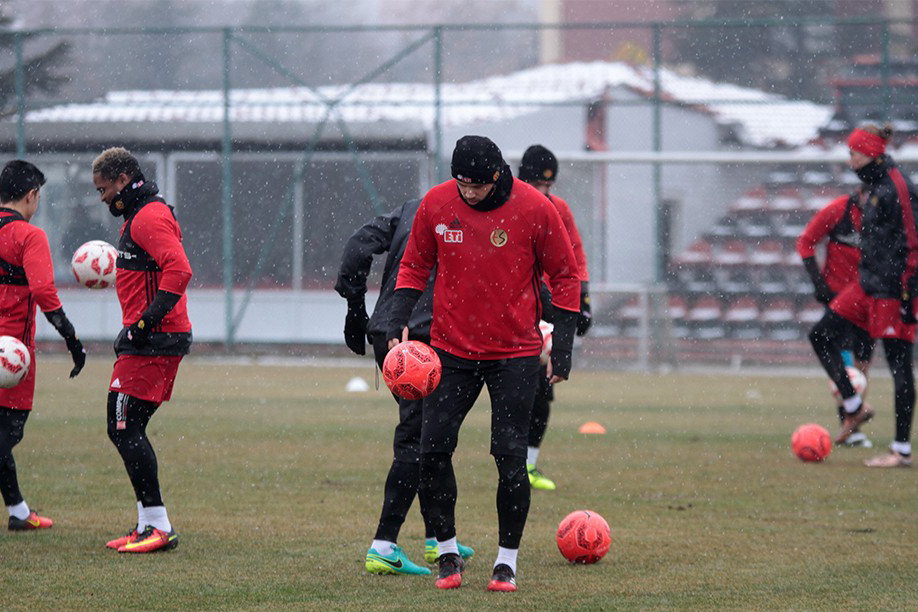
[490,229,508,247]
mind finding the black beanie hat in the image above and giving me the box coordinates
[518,144,558,183]
[451,135,504,184]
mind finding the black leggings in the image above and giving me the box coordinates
[106,391,163,507]
[0,407,28,506]
[528,366,553,448]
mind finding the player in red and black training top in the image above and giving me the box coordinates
[92,148,192,552]
[798,187,875,447]
[517,144,592,491]
[809,123,918,467]
[0,160,85,532]
[387,136,579,592]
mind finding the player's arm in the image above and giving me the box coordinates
[537,207,580,383]
[334,205,402,355]
[555,201,592,336]
[388,202,436,347]
[797,197,846,304]
[126,207,192,347]
[21,230,85,377]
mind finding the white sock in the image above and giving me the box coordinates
[371,539,396,555]
[842,395,863,414]
[891,441,912,456]
[495,546,518,573]
[7,500,29,520]
[527,446,540,467]
[136,501,147,531]
[143,505,172,532]
[437,537,459,557]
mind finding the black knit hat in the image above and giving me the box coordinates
[518,145,558,183]
[451,135,504,184]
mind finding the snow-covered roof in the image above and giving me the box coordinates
[23,61,833,149]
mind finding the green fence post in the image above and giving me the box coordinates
[14,32,25,158]
[222,28,235,349]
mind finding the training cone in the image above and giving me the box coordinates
[346,377,370,392]
[579,421,607,434]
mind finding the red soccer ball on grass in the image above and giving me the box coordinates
[791,423,832,462]
[382,340,441,400]
[556,509,611,564]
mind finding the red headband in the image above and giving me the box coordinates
[847,128,887,158]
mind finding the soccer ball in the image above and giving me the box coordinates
[382,340,442,400]
[0,335,30,389]
[556,509,611,564]
[71,240,117,289]
[539,320,553,365]
[791,423,832,462]
[827,367,868,401]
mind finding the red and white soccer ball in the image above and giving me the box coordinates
[827,367,868,401]
[556,509,611,564]
[382,340,442,400]
[539,320,553,365]
[791,423,832,462]
[71,240,117,289]
[0,335,30,389]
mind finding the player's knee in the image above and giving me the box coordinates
[494,454,527,485]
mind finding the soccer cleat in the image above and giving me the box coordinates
[424,539,475,564]
[117,527,178,553]
[841,431,873,448]
[835,403,874,445]
[864,450,913,468]
[8,511,52,531]
[435,553,464,589]
[106,527,140,550]
[487,563,517,592]
[365,546,431,575]
[527,464,556,491]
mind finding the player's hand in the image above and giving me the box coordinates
[550,349,571,384]
[126,317,152,348]
[387,327,409,350]
[576,291,592,336]
[65,335,86,378]
[344,300,369,355]
[814,280,836,305]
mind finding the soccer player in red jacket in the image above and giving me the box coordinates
[0,160,85,531]
[388,136,580,592]
[517,144,592,490]
[91,148,192,552]
[797,188,875,447]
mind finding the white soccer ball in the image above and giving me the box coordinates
[828,366,868,401]
[539,320,553,365]
[71,240,117,289]
[0,335,30,389]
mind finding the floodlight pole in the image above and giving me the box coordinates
[14,33,25,158]
[433,26,444,184]
[652,25,664,284]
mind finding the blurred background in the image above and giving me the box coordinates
[1,0,917,368]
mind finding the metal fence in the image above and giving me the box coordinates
[2,16,917,359]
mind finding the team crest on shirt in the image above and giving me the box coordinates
[870,195,879,207]
[436,222,463,244]
[490,229,508,247]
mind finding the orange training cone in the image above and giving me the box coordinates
[579,421,607,434]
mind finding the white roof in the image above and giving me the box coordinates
[23,61,833,149]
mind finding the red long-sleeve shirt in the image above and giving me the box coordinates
[0,210,62,347]
[117,202,192,331]
[796,195,861,293]
[397,178,579,359]
[548,194,589,283]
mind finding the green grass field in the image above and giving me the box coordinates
[2,356,917,611]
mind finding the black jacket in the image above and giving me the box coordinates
[856,155,918,298]
[334,199,434,340]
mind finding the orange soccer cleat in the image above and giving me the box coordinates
[117,527,178,553]
[8,511,52,531]
[434,553,463,589]
[106,527,140,550]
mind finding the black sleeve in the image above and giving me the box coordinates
[386,288,423,340]
[550,308,578,379]
[334,206,400,301]
[44,307,76,340]
[142,290,182,326]
[540,281,554,323]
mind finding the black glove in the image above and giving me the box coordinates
[902,291,917,324]
[126,316,153,349]
[576,289,592,336]
[65,335,86,378]
[802,256,835,305]
[344,299,369,355]
[44,308,85,378]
